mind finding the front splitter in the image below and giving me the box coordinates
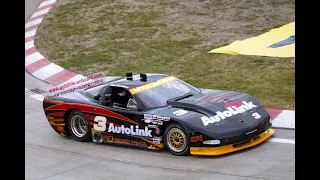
[190,128,275,156]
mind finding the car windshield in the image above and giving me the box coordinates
[135,79,201,108]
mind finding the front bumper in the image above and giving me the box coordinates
[190,128,275,156]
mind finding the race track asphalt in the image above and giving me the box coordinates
[25,1,295,179]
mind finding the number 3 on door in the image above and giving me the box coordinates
[94,116,107,131]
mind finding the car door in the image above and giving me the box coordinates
[93,86,157,148]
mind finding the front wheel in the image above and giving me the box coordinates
[164,123,190,156]
[67,110,92,142]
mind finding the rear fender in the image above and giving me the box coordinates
[43,97,71,137]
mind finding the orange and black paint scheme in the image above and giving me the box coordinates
[42,73,275,156]
[43,98,165,150]
[43,97,274,155]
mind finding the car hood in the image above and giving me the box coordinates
[148,89,269,138]
[169,90,260,116]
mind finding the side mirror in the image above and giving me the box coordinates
[127,99,138,110]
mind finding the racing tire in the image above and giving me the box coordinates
[164,123,190,156]
[67,110,92,142]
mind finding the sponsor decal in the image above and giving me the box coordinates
[201,101,257,126]
[113,138,147,146]
[43,98,64,105]
[105,136,147,146]
[148,124,157,128]
[153,136,162,144]
[143,114,153,123]
[104,135,114,142]
[130,139,147,146]
[152,115,170,121]
[144,118,152,123]
[143,114,170,125]
[155,128,161,135]
[108,123,152,137]
[114,137,131,144]
[173,109,188,116]
[152,120,163,125]
[190,135,203,143]
[144,114,153,119]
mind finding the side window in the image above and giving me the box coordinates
[127,98,138,110]
[104,87,137,110]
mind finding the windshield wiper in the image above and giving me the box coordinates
[167,92,194,102]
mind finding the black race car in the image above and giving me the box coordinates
[43,73,275,156]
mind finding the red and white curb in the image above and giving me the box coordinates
[25,0,86,86]
[266,108,295,129]
[25,0,295,130]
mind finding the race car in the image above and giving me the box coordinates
[43,73,275,156]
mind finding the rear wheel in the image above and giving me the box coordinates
[164,123,190,156]
[68,110,92,142]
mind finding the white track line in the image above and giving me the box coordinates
[268,138,295,144]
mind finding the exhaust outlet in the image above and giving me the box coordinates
[92,132,103,143]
